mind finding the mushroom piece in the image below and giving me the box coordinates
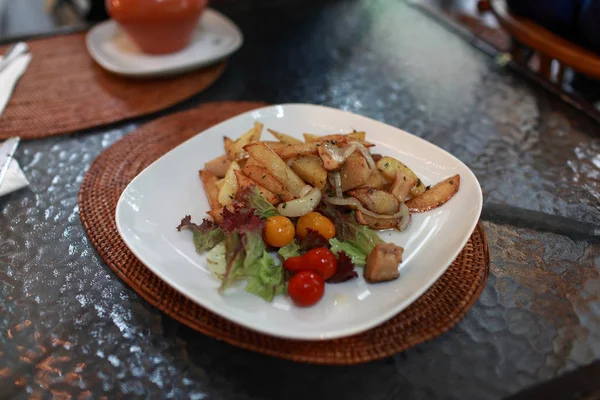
[364,243,404,283]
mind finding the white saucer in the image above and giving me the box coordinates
[86,9,243,78]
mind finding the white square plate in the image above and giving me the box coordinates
[116,104,482,340]
[86,9,242,77]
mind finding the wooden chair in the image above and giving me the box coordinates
[478,0,600,85]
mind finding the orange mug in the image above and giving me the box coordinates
[106,0,208,55]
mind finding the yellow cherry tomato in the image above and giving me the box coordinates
[263,216,295,247]
[296,212,336,240]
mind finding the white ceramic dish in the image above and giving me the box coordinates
[116,104,482,340]
[86,9,243,77]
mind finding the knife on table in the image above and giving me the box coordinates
[0,137,20,190]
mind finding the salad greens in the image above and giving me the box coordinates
[176,216,224,253]
[179,186,387,303]
[238,186,279,219]
[329,238,366,266]
[278,240,301,260]
[245,251,286,301]
[179,188,287,302]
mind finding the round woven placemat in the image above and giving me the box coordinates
[78,101,490,365]
[0,33,225,140]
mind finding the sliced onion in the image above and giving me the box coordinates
[330,172,343,198]
[299,184,313,198]
[342,143,357,160]
[326,196,403,220]
[323,141,346,164]
[352,141,376,170]
[278,188,322,217]
[397,202,410,231]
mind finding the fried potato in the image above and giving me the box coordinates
[245,156,260,168]
[205,154,232,178]
[217,161,241,206]
[244,142,306,198]
[303,133,320,142]
[405,174,460,212]
[348,188,400,215]
[234,170,280,205]
[390,170,416,202]
[304,133,373,147]
[356,211,400,230]
[224,137,234,160]
[242,164,294,201]
[268,129,303,145]
[304,132,365,142]
[359,169,387,190]
[199,170,220,211]
[207,208,224,224]
[290,155,327,189]
[275,142,320,159]
[226,122,263,160]
[340,154,370,191]
[376,156,426,197]
[263,141,288,150]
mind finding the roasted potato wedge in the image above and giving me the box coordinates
[199,170,220,211]
[204,154,232,178]
[390,170,417,202]
[268,129,303,145]
[207,208,224,224]
[226,122,263,160]
[304,133,373,147]
[340,154,370,191]
[405,174,460,212]
[348,188,400,215]
[290,155,328,189]
[356,211,400,230]
[376,156,425,197]
[263,141,288,150]
[359,169,387,190]
[275,142,319,159]
[242,164,294,202]
[224,137,234,160]
[217,161,241,206]
[234,170,280,205]
[244,142,306,198]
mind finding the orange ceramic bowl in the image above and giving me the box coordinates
[106,0,208,55]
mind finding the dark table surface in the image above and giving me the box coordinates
[1,0,599,399]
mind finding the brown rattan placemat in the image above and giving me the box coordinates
[0,33,226,140]
[78,101,490,365]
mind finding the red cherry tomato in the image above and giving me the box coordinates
[303,248,337,280]
[283,248,338,280]
[283,256,305,273]
[288,271,325,307]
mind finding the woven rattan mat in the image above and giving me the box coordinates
[78,101,490,365]
[0,33,225,140]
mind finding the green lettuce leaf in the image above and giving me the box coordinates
[219,231,246,293]
[193,228,224,254]
[319,204,383,255]
[277,240,301,260]
[177,216,224,253]
[245,251,285,302]
[206,241,226,277]
[329,238,367,266]
[241,227,266,270]
[237,186,279,219]
[350,223,384,255]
